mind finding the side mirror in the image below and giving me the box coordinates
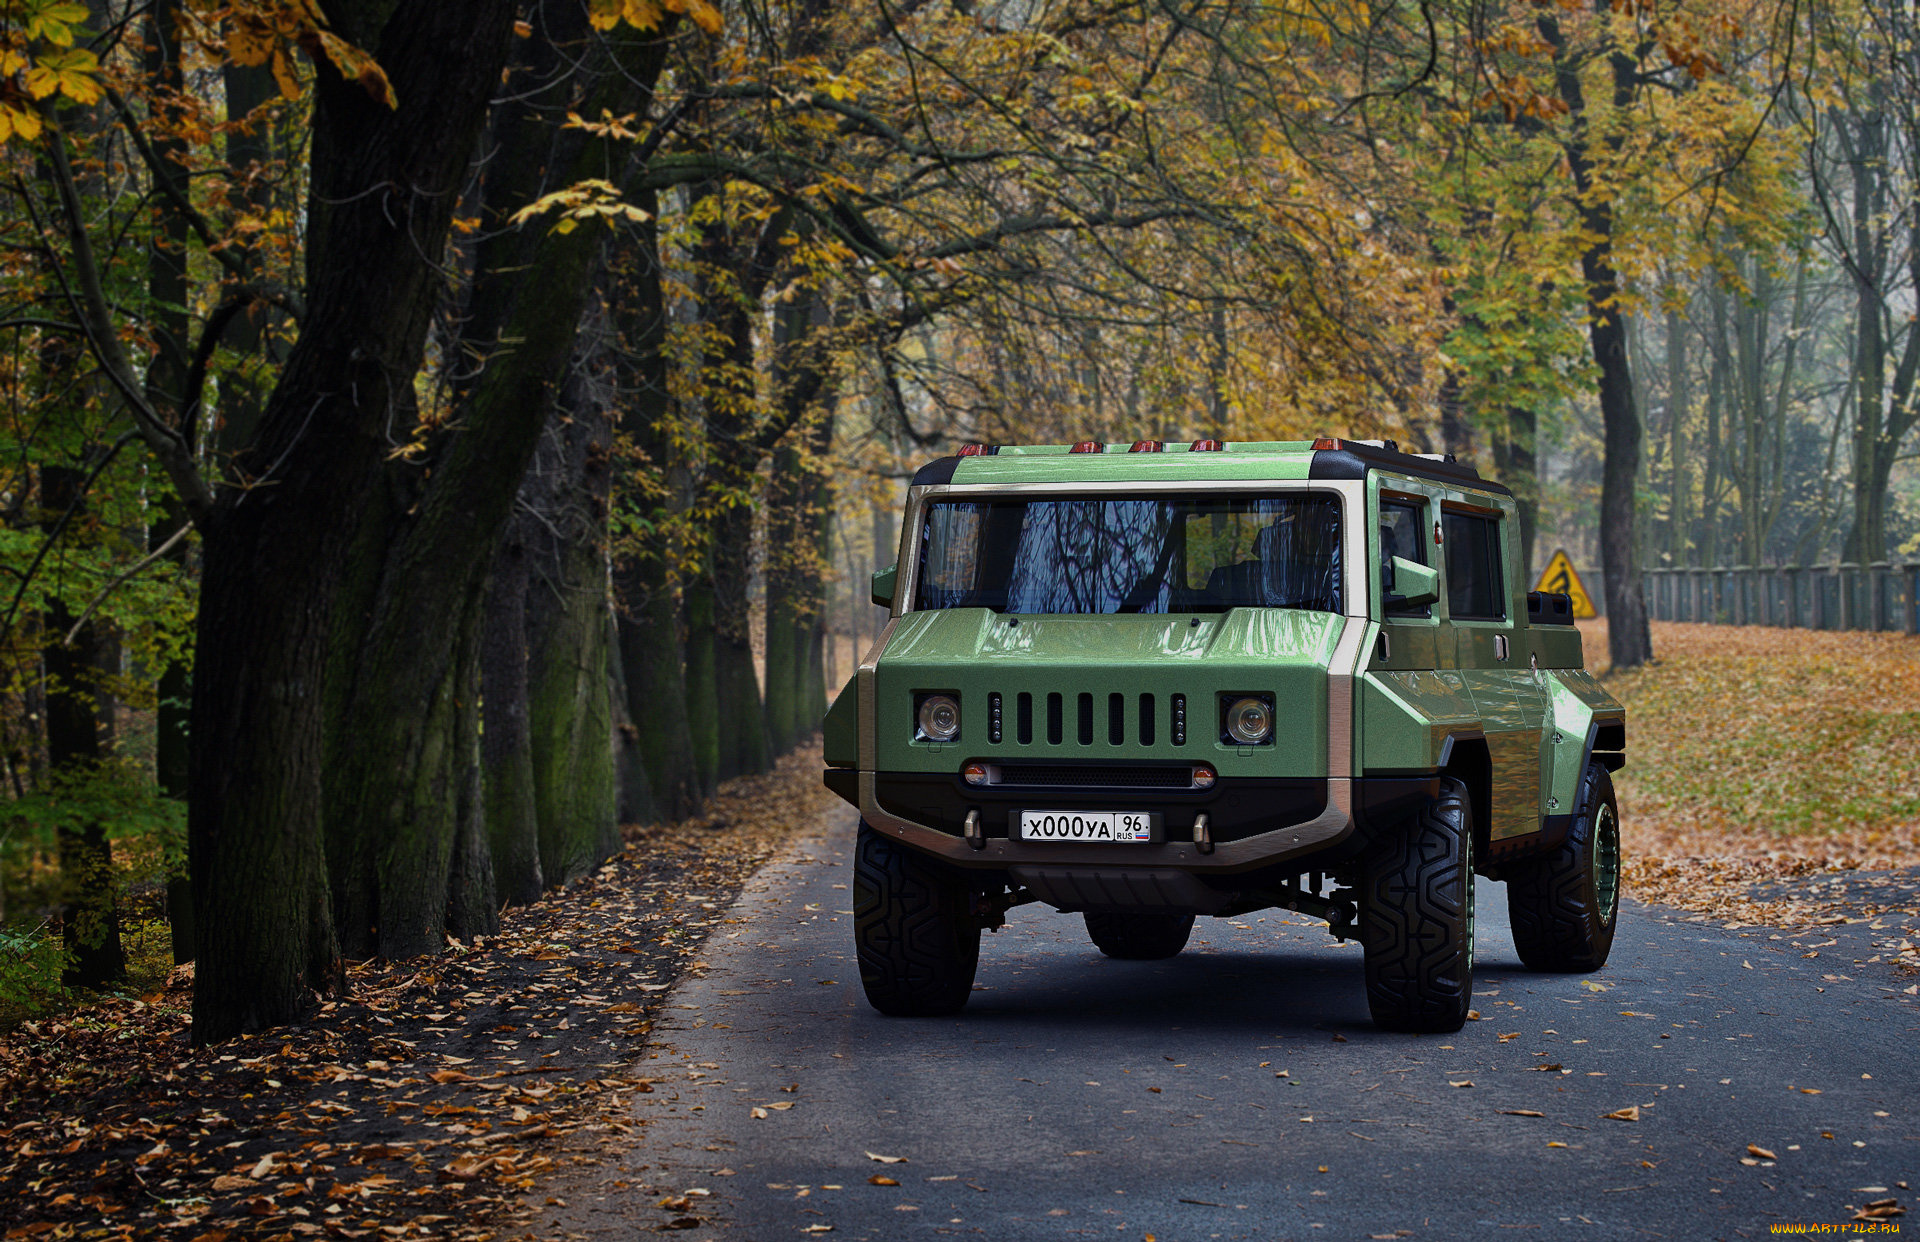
[871,563,898,609]
[1386,556,1439,608]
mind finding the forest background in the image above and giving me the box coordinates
[0,0,1915,1044]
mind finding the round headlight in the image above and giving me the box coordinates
[917,694,961,742]
[1226,696,1273,745]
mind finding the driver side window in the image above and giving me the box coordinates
[1380,498,1430,618]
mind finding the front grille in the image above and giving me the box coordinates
[995,764,1196,789]
[994,687,1179,750]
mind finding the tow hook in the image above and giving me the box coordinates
[970,885,1038,932]
[1326,899,1358,943]
[967,894,1013,932]
[1193,812,1214,854]
[969,890,1006,931]
[964,809,984,850]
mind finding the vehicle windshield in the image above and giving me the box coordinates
[914,494,1342,614]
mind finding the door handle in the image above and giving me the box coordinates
[1494,633,1510,661]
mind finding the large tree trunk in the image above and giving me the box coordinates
[1702,282,1726,567]
[520,348,623,888]
[773,291,838,741]
[1837,90,1920,565]
[605,608,656,826]
[1543,7,1652,668]
[481,532,542,906]
[680,178,816,783]
[144,0,198,964]
[1436,368,1474,461]
[682,582,722,791]
[709,502,771,782]
[689,198,777,783]
[610,204,706,820]
[318,5,673,960]
[1843,102,1888,563]
[764,291,833,756]
[617,559,704,814]
[190,0,518,1042]
[214,61,284,457]
[1665,305,1689,567]
[1490,406,1537,575]
[798,417,834,732]
[763,530,800,758]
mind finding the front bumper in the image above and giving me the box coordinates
[848,768,1355,874]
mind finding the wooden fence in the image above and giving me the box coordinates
[1641,563,1920,634]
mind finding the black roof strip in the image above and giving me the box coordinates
[1308,445,1510,495]
[909,456,961,488]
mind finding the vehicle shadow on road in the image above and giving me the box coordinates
[963,936,1377,1036]
[947,899,1544,1038]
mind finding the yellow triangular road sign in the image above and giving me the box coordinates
[1533,548,1596,619]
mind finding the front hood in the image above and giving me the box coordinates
[881,607,1345,664]
[871,607,1351,777]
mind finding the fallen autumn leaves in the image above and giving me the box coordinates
[1589,621,1920,946]
[0,746,832,1241]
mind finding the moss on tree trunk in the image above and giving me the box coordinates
[709,501,771,782]
[520,362,621,889]
[682,582,721,795]
[482,536,543,907]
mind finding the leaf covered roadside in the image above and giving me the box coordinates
[0,746,834,1241]
[1590,620,1920,962]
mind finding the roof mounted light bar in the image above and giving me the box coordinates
[1317,436,1427,457]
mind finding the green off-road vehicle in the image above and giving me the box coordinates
[823,437,1625,1033]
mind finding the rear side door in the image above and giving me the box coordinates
[1442,503,1547,843]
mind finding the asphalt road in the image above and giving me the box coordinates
[557,812,1918,1241]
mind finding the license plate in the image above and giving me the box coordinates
[1018,810,1154,842]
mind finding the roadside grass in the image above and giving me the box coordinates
[1586,620,1920,928]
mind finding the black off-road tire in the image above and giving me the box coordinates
[1507,762,1621,973]
[854,821,981,1016]
[1360,777,1475,1033]
[1084,910,1195,960]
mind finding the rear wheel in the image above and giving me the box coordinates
[1360,778,1474,1033]
[1507,762,1620,972]
[1084,910,1195,960]
[854,821,981,1016]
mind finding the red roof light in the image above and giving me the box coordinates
[1190,438,1225,452]
[1311,437,1341,450]
[957,443,996,457]
[1069,440,1104,454]
[1129,439,1165,453]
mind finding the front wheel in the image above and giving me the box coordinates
[1507,762,1620,972]
[1085,910,1194,960]
[1360,777,1474,1033]
[853,821,981,1016]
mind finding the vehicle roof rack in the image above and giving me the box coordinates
[912,435,1506,496]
